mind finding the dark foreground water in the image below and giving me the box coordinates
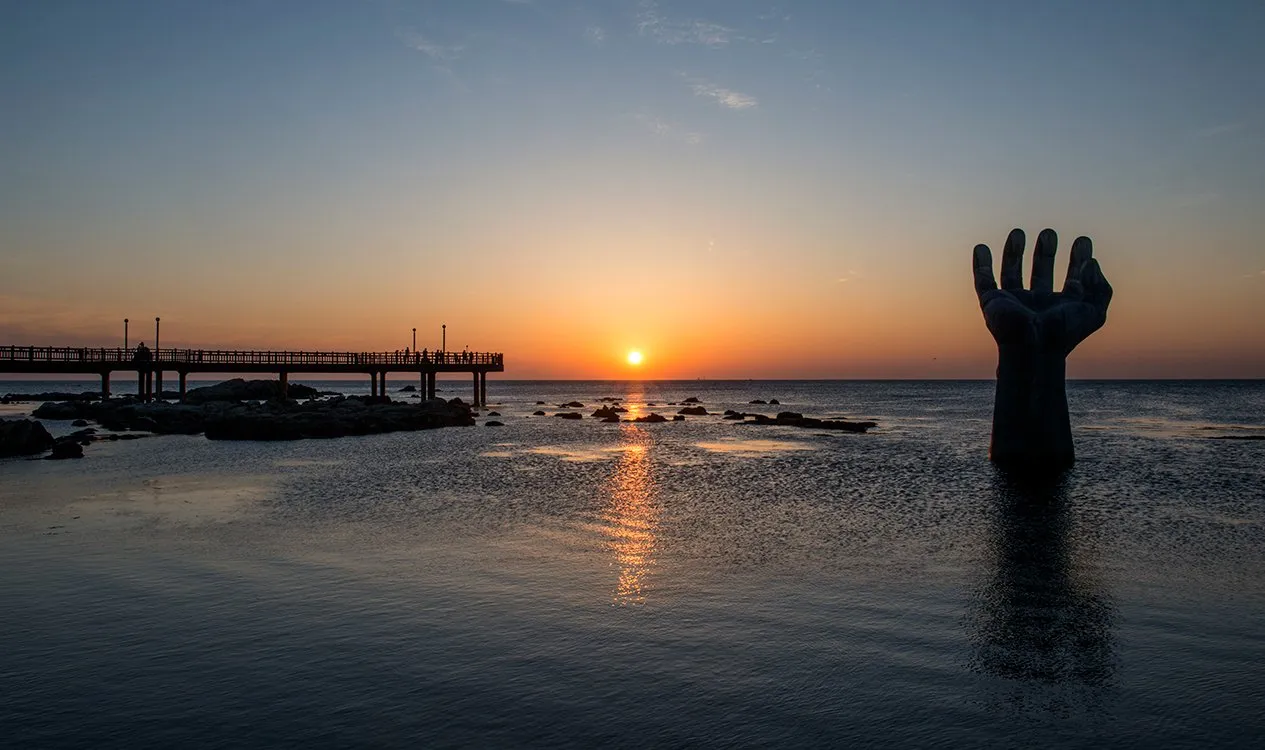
[2,380,1263,747]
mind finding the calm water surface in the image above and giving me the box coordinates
[2,380,1263,747]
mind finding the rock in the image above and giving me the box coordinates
[185,378,320,404]
[399,385,417,392]
[559,401,584,409]
[485,421,505,427]
[749,399,767,405]
[673,415,685,421]
[486,411,501,417]
[32,402,82,420]
[682,397,701,404]
[738,412,877,433]
[769,399,780,405]
[631,413,667,423]
[71,419,90,427]
[678,406,708,416]
[532,411,546,416]
[24,395,475,442]
[555,412,583,420]
[600,397,620,402]
[592,406,626,419]
[600,416,621,423]
[536,401,547,405]
[0,419,56,457]
[46,440,84,460]
[1,391,101,403]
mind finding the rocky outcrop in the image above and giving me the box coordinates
[558,401,584,409]
[738,412,877,433]
[631,413,667,423]
[30,396,473,441]
[592,406,627,419]
[682,397,701,404]
[0,419,55,457]
[185,378,320,403]
[555,412,583,420]
[677,406,708,416]
[532,410,546,416]
[485,421,505,427]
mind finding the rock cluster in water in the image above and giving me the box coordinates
[0,418,96,459]
[723,410,876,432]
[31,395,473,441]
[184,378,323,403]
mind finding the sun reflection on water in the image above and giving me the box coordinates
[603,424,659,606]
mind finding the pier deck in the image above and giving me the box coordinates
[0,346,504,405]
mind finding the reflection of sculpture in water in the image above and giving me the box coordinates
[603,426,660,605]
[969,474,1117,688]
[973,229,1113,471]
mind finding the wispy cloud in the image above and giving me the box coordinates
[400,30,465,64]
[634,113,703,145]
[636,0,735,47]
[836,269,859,284]
[584,25,606,45]
[683,75,757,110]
[1197,122,1246,138]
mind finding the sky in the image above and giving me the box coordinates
[2,0,1263,379]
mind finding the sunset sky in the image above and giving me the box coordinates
[2,0,1263,378]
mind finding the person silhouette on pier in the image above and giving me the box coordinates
[972,228,1113,472]
[132,342,152,363]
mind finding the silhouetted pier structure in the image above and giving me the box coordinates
[0,346,504,406]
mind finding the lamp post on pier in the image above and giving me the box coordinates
[442,324,446,354]
[124,318,129,350]
[412,328,416,352]
[155,317,161,352]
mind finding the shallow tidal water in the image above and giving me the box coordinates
[2,380,1263,747]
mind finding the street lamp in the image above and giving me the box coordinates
[412,327,416,351]
[124,318,129,350]
[442,324,446,354]
[155,317,161,352]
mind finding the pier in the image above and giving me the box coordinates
[0,346,504,406]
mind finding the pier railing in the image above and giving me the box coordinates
[0,345,503,368]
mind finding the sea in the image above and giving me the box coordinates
[2,379,1263,748]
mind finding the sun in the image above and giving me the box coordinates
[626,350,643,366]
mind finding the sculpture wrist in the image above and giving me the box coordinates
[990,345,1074,470]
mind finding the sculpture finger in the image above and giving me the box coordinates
[1085,258,1113,311]
[973,244,997,298]
[1000,228,1025,290]
[1030,228,1058,294]
[1064,235,1093,292]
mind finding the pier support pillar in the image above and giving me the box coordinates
[370,372,378,398]
[472,372,480,406]
[479,372,487,407]
[137,370,145,398]
[279,371,288,399]
[427,372,436,400]
[379,372,388,399]
[179,372,188,403]
[101,372,111,400]
[155,371,163,401]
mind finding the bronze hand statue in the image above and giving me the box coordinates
[973,228,1113,470]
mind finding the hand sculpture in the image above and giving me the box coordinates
[973,228,1112,470]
